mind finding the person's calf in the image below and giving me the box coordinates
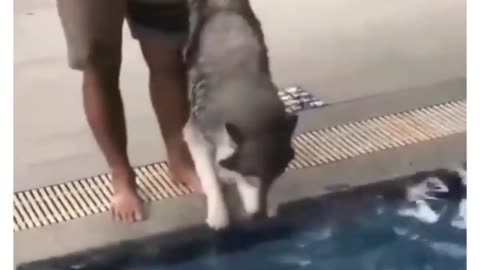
[149,74,202,193]
[82,55,145,223]
[137,33,202,192]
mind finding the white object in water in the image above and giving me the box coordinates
[406,177,449,201]
[398,200,440,224]
[393,226,409,236]
[456,166,467,186]
[278,255,312,268]
[451,199,466,230]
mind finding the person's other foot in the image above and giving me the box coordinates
[167,139,202,193]
[110,169,144,223]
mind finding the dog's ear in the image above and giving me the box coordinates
[225,122,244,144]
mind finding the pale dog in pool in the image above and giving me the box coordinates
[183,0,298,229]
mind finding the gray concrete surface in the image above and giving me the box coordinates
[12,78,466,191]
[14,0,466,190]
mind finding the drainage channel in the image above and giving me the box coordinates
[13,94,465,232]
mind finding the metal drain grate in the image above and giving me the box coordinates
[14,164,191,232]
[13,100,465,232]
[288,100,465,169]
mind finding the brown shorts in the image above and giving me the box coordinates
[56,0,189,70]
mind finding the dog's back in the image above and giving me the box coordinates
[186,0,284,133]
[187,0,269,76]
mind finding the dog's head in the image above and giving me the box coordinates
[219,113,298,186]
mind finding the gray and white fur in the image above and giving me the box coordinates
[183,0,298,229]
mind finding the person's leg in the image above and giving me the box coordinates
[127,2,201,192]
[140,34,201,192]
[57,0,143,222]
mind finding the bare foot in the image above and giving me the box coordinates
[167,139,202,193]
[110,170,144,223]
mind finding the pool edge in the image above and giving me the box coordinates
[14,132,466,268]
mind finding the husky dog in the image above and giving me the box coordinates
[183,0,298,229]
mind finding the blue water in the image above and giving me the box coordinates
[122,196,466,270]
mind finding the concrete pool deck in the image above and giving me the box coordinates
[14,81,466,267]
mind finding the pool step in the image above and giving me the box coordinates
[13,99,466,232]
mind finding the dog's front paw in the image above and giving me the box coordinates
[244,196,261,217]
[237,179,261,217]
[206,200,230,230]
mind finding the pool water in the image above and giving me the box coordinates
[122,169,466,270]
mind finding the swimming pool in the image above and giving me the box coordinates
[18,167,466,270]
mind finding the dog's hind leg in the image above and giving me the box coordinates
[183,121,230,229]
